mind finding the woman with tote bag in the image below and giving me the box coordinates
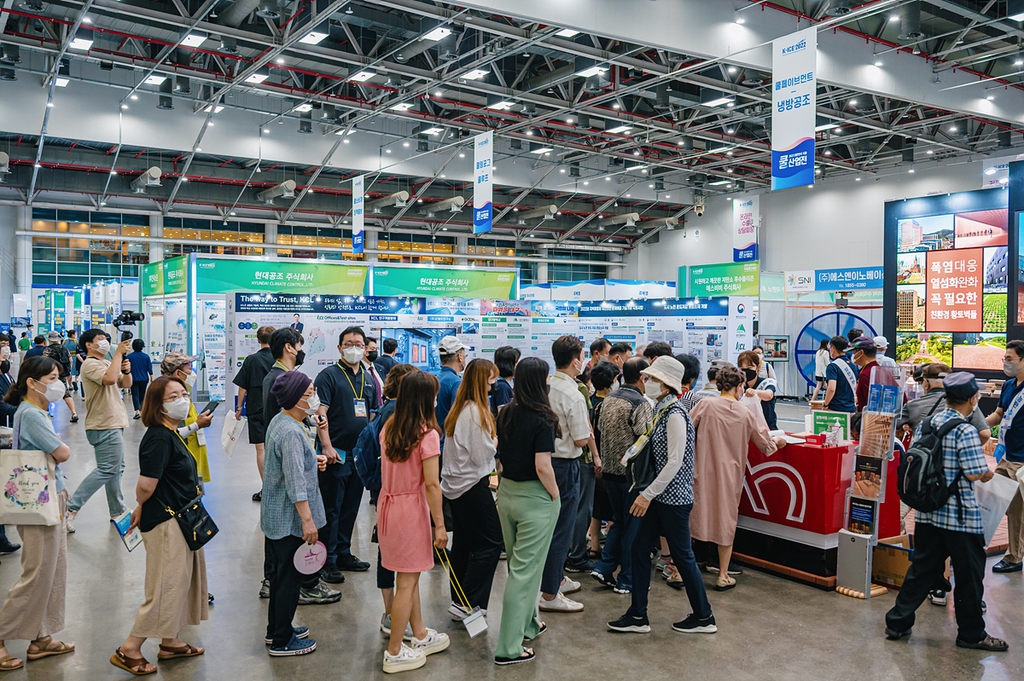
[0,356,74,671]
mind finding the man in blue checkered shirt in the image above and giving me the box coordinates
[885,372,1007,652]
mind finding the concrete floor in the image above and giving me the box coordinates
[1,393,1022,680]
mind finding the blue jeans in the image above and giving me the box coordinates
[628,501,712,621]
[594,477,640,590]
[70,429,126,516]
[540,458,580,595]
[568,461,596,564]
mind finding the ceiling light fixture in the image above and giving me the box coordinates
[263,128,270,133]
[606,125,632,134]
[815,123,839,132]
[293,103,313,112]
[612,102,621,109]
[422,27,452,41]
[55,78,69,87]
[849,99,858,106]
[181,33,207,48]
[583,181,589,185]
[987,93,995,100]
[487,100,515,111]
[703,96,734,107]
[120,104,128,110]
[130,95,138,100]
[275,58,285,64]
[203,105,224,113]
[726,127,735,134]
[299,30,328,45]
[463,69,489,80]
[69,33,93,51]
[350,70,374,82]
[874,58,883,67]
[529,146,553,154]
[556,29,580,37]
[390,102,414,111]
[144,75,167,85]
[576,65,607,78]
[246,73,270,84]
[949,125,958,132]
[728,66,737,74]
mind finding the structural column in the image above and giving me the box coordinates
[265,222,278,257]
[364,229,378,263]
[15,205,31,299]
[149,213,164,263]
[607,252,623,279]
[536,260,549,284]
[456,235,468,266]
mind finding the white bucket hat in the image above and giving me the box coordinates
[641,355,685,394]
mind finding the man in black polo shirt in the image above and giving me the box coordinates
[314,325,377,581]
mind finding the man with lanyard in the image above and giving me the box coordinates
[258,328,340,605]
[986,339,1024,574]
[850,336,897,413]
[313,326,377,583]
[161,352,214,483]
[823,336,858,413]
[435,336,466,443]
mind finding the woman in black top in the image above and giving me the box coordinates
[111,376,209,676]
[493,358,560,666]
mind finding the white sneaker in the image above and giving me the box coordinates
[539,592,584,613]
[409,628,449,656]
[379,613,414,641]
[383,643,425,674]
[65,510,76,533]
[559,577,581,594]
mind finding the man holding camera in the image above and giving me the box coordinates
[66,328,132,533]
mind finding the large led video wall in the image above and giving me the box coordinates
[886,189,1009,374]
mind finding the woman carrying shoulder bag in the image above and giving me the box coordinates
[0,357,74,671]
[111,375,209,676]
[493,357,561,666]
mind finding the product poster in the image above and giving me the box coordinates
[847,498,877,536]
[688,262,760,297]
[473,131,493,234]
[732,195,758,262]
[925,248,983,332]
[163,298,188,354]
[200,299,227,401]
[771,26,816,191]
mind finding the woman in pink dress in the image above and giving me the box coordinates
[378,371,449,674]
[689,366,786,591]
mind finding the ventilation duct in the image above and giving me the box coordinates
[18,0,44,10]
[899,2,925,41]
[654,83,670,110]
[599,213,640,228]
[510,139,522,150]
[257,180,296,204]
[825,0,853,17]
[256,0,282,20]
[0,151,9,177]
[584,76,603,94]
[511,205,557,223]
[419,196,465,216]
[999,131,1012,148]
[130,167,163,193]
[175,76,191,94]
[0,67,14,81]
[569,163,580,177]
[1,44,20,64]
[217,0,263,28]
[219,36,239,54]
[367,191,409,212]
[643,217,678,230]
[438,30,464,62]
[157,79,173,109]
[298,110,312,134]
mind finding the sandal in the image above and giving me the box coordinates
[956,635,1009,652]
[157,643,204,660]
[110,648,156,676]
[0,654,24,672]
[495,648,535,666]
[715,576,737,592]
[26,637,75,660]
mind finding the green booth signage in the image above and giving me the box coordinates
[163,255,190,296]
[195,258,369,295]
[141,261,164,297]
[685,262,760,297]
[373,266,516,298]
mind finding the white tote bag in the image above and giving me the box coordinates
[221,414,247,459]
[0,449,60,526]
[974,474,1021,547]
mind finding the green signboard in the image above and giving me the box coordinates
[687,261,760,297]
[373,266,516,298]
[813,411,850,440]
[759,271,785,301]
[163,255,190,296]
[142,261,164,297]
[195,258,369,295]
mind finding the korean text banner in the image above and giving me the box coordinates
[771,27,816,191]
[689,262,760,297]
[926,248,982,332]
[141,261,164,297]
[196,258,369,296]
[473,132,493,234]
[352,175,364,255]
[372,266,515,299]
[815,267,884,290]
[732,195,758,262]
[235,293,422,315]
[163,255,190,296]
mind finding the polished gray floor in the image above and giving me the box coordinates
[1,393,1021,680]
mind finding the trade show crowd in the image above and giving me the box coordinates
[0,323,1018,674]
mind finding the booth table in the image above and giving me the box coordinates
[732,440,900,588]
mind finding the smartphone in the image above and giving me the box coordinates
[201,401,222,414]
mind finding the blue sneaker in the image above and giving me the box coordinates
[268,634,316,656]
[265,626,310,645]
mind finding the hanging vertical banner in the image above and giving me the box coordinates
[473,131,493,234]
[352,174,365,255]
[733,195,759,262]
[771,26,816,191]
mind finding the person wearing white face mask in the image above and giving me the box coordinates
[110,375,210,675]
[66,328,132,533]
[160,353,214,484]
[312,326,378,581]
[688,367,787,591]
[985,339,1024,575]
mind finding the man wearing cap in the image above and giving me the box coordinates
[985,339,1024,574]
[66,328,133,533]
[850,336,897,413]
[161,352,214,483]
[898,363,990,444]
[886,373,1008,653]
[313,326,377,579]
[435,336,466,440]
[42,330,78,423]
[873,336,899,373]
[823,336,858,413]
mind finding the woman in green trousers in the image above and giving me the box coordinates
[494,357,562,665]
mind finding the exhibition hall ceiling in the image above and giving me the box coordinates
[0,0,1023,245]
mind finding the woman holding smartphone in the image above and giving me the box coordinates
[493,357,561,666]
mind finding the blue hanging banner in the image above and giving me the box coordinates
[352,174,365,255]
[771,27,816,191]
[473,132,493,234]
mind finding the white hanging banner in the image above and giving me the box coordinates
[352,174,365,255]
[473,132,493,234]
[733,195,758,262]
[771,26,816,191]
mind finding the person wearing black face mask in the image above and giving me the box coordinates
[737,351,777,430]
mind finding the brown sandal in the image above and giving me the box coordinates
[156,643,204,660]
[109,648,156,676]
[0,654,24,672]
[26,638,75,660]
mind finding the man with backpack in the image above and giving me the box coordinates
[886,373,1008,652]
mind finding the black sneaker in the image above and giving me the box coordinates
[320,562,346,584]
[607,614,651,633]
[927,590,947,606]
[992,558,1023,573]
[252,491,262,502]
[336,555,370,572]
[673,614,717,634]
[885,627,911,641]
[591,570,616,588]
[565,558,595,574]
[298,580,341,605]
[70,414,79,423]
[0,542,21,555]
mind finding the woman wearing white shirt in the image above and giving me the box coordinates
[812,339,830,401]
[441,359,502,620]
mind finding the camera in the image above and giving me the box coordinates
[113,310,145,341]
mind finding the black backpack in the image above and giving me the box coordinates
[897,415,965,514]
